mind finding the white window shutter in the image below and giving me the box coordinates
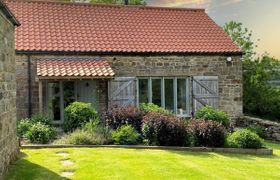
[192,76,219,113]
[109,77,137,107]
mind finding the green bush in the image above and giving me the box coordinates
[55,128,112,145]
[189,119,226,147]
[30,113,52,126]
[112,125,140,145]
[83,118,113,144]
[226,129,264,149]
[64,101,98,132]
[195,106,230,126]
[25,122,57,144]
[246,124,265,138]
[56,118,113,145]
[82,117,100,132]
[142,112,193,146]
[17,114,53,138]
[140,103,172,115]
[58,129,95,145]
[17,119,33,138]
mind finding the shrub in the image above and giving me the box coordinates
[246,124,265,138]
[30,113,52,126]
[64,101,98,132]
[17,119,32,138]
[195,106,230,126]
[142,112,192,146]
[56,117,113,145]
[226,129,263,149]
[25,122,57,144]
[82,118,113,144]
[101,105,145,132]
[112,125,140,145]
[55,128,112,145]
[57,129,95,145]
[140,103,172,115]
[189,119,226,147]
[82,117,100,132]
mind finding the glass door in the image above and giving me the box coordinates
[46,82,61,122]
[45,80,100,122]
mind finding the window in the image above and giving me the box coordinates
[137,77,190,116]
[138,79,149,103]
[152,79,162,106]
[164,79,174,111]
[177,78,187,115]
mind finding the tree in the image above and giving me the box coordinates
[90,0,146,5]
[223,21,280,121]
[223,21,256,61]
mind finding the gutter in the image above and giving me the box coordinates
[0,0,20,26]
[27,55,32,118]
[15,50,244,57]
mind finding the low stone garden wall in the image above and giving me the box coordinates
[236,116,280,142]
[21,144,273,155]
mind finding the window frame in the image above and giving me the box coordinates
[137,77,191,117]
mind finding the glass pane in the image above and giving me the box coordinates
[63,81,75,108]
[152,79,161,106]
[177,79,187,115]
[139,79,149,103]
[47,82,60,121]
[164,79,174,112]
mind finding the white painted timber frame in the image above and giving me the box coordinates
[137,77,191,117]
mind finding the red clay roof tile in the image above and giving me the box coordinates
[6,0,241,54]
[37,58,115,78]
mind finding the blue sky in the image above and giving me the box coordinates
[146,0,280,58]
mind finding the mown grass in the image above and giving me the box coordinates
[5,142,280,180]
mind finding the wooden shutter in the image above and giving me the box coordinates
[109,77,137,107]
[192,76,219,113]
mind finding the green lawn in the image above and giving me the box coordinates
[5,142,280,180]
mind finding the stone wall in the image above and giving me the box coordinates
[15,54,243,120]
[15,56,35,118]
[0,11,19,176]
[106,55,243,119]
[236,116,280,142]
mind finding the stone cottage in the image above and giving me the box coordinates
[6,0,243,126]
[0,0,20,176]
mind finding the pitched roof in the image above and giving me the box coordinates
[6,0,241,54]
[36,58,115,79]
[0,0,20,26]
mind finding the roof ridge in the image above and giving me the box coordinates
[7,0,205,12]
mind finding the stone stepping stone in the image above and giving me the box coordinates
[61,159,74,166]
[61,171,74,178]
[56,152,69,157]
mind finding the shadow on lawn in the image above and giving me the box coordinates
[5,152,69,180]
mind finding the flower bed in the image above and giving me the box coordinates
[18,102,268,152]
